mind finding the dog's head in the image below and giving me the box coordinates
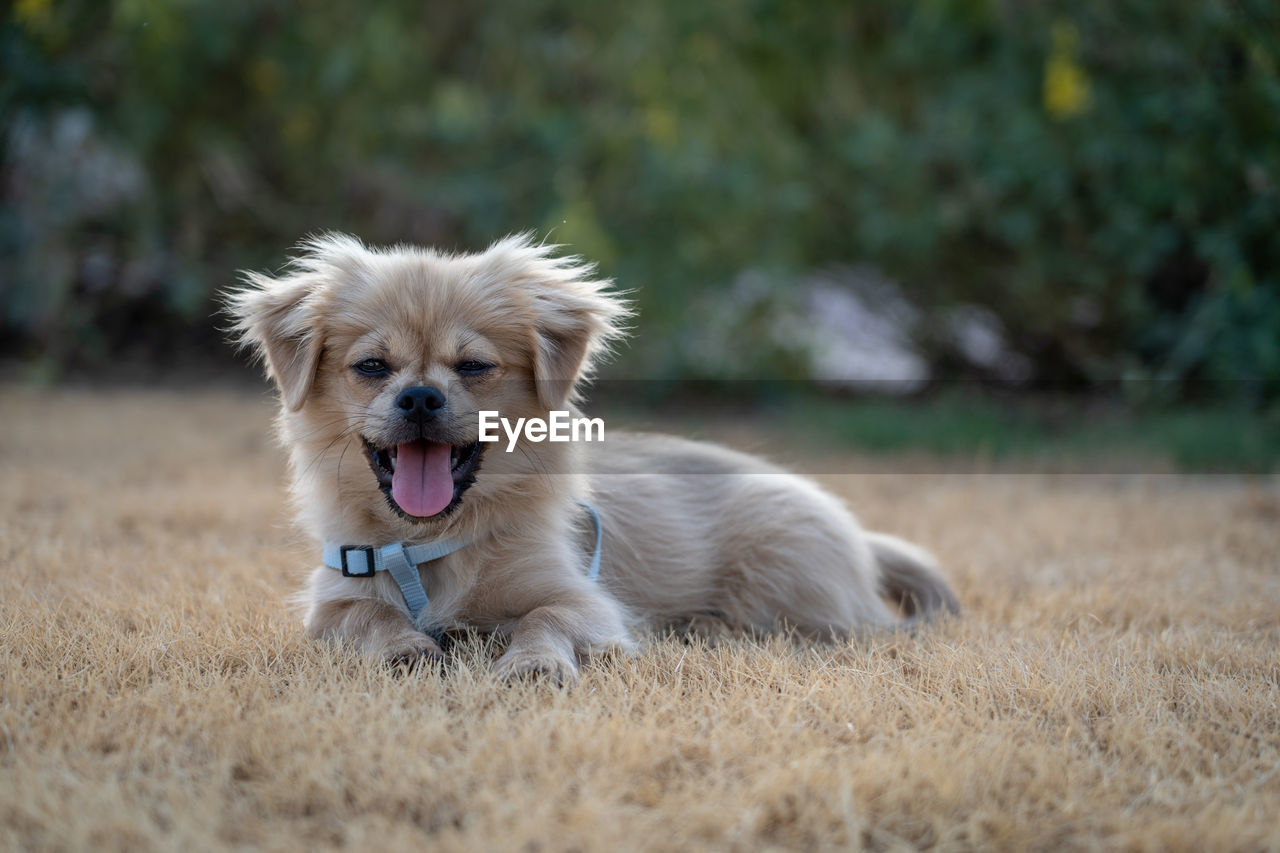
[227,233,629,540]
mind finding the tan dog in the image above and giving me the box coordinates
[229,234,958,683]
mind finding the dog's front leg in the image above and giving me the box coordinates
[492,590,633,686]
[304,568,444,664]
[307,596,444,663]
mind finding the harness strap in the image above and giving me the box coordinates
[321,500,604,619]
[321,537,469,619]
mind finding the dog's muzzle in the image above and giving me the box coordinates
[362,437,483,520]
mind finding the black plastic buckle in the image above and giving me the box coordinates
[340,545,377,577]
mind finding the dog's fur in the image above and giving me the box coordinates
[228,234,958,683]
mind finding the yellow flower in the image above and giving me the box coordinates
[644,105,679,149]
[283,109,317,146]
[1044,21,1091,120]
[14,0,52,29]
[249,59,283,97]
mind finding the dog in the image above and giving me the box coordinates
[228,234,958,683]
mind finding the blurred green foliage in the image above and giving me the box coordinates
[782,392,1280,473]
[2,0,1278,401]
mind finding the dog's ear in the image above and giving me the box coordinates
[483,235,632,410]
[227,234,369,411]
[226,269,325,411]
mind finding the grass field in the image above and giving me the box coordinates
[2,386,1278,851]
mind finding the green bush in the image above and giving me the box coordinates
[2,0,1277,402]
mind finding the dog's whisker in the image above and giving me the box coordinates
[334,439,352,501]
[300,427,360,477]
[515,443,556,481]
[287,414,368,440]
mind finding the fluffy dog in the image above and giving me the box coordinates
[228,234,958,683]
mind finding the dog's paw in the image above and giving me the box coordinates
[670,614,733,645]
[492,647,579,686]
[381,632,445,670]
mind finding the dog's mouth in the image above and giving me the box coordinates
[362,437,483,520]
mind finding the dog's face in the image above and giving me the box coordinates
[229,234,627,541]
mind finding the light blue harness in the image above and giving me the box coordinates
[321,501,603,620]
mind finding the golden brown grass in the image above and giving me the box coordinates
[2,386,1278,851]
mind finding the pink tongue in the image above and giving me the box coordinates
[390,441,454,517]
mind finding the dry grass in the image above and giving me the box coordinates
[2,386,1278,852]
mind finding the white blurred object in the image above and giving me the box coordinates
[944,304,1032,382]
[804,267,930,394]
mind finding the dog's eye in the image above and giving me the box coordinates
[455,360,494,376]
[353,358,391,376]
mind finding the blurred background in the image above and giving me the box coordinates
[2,0,1278,469]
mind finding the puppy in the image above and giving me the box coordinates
[228,234,958,683]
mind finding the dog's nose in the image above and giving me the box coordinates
[396,385,447,421]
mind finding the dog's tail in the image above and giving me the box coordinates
[868,532,960,621]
